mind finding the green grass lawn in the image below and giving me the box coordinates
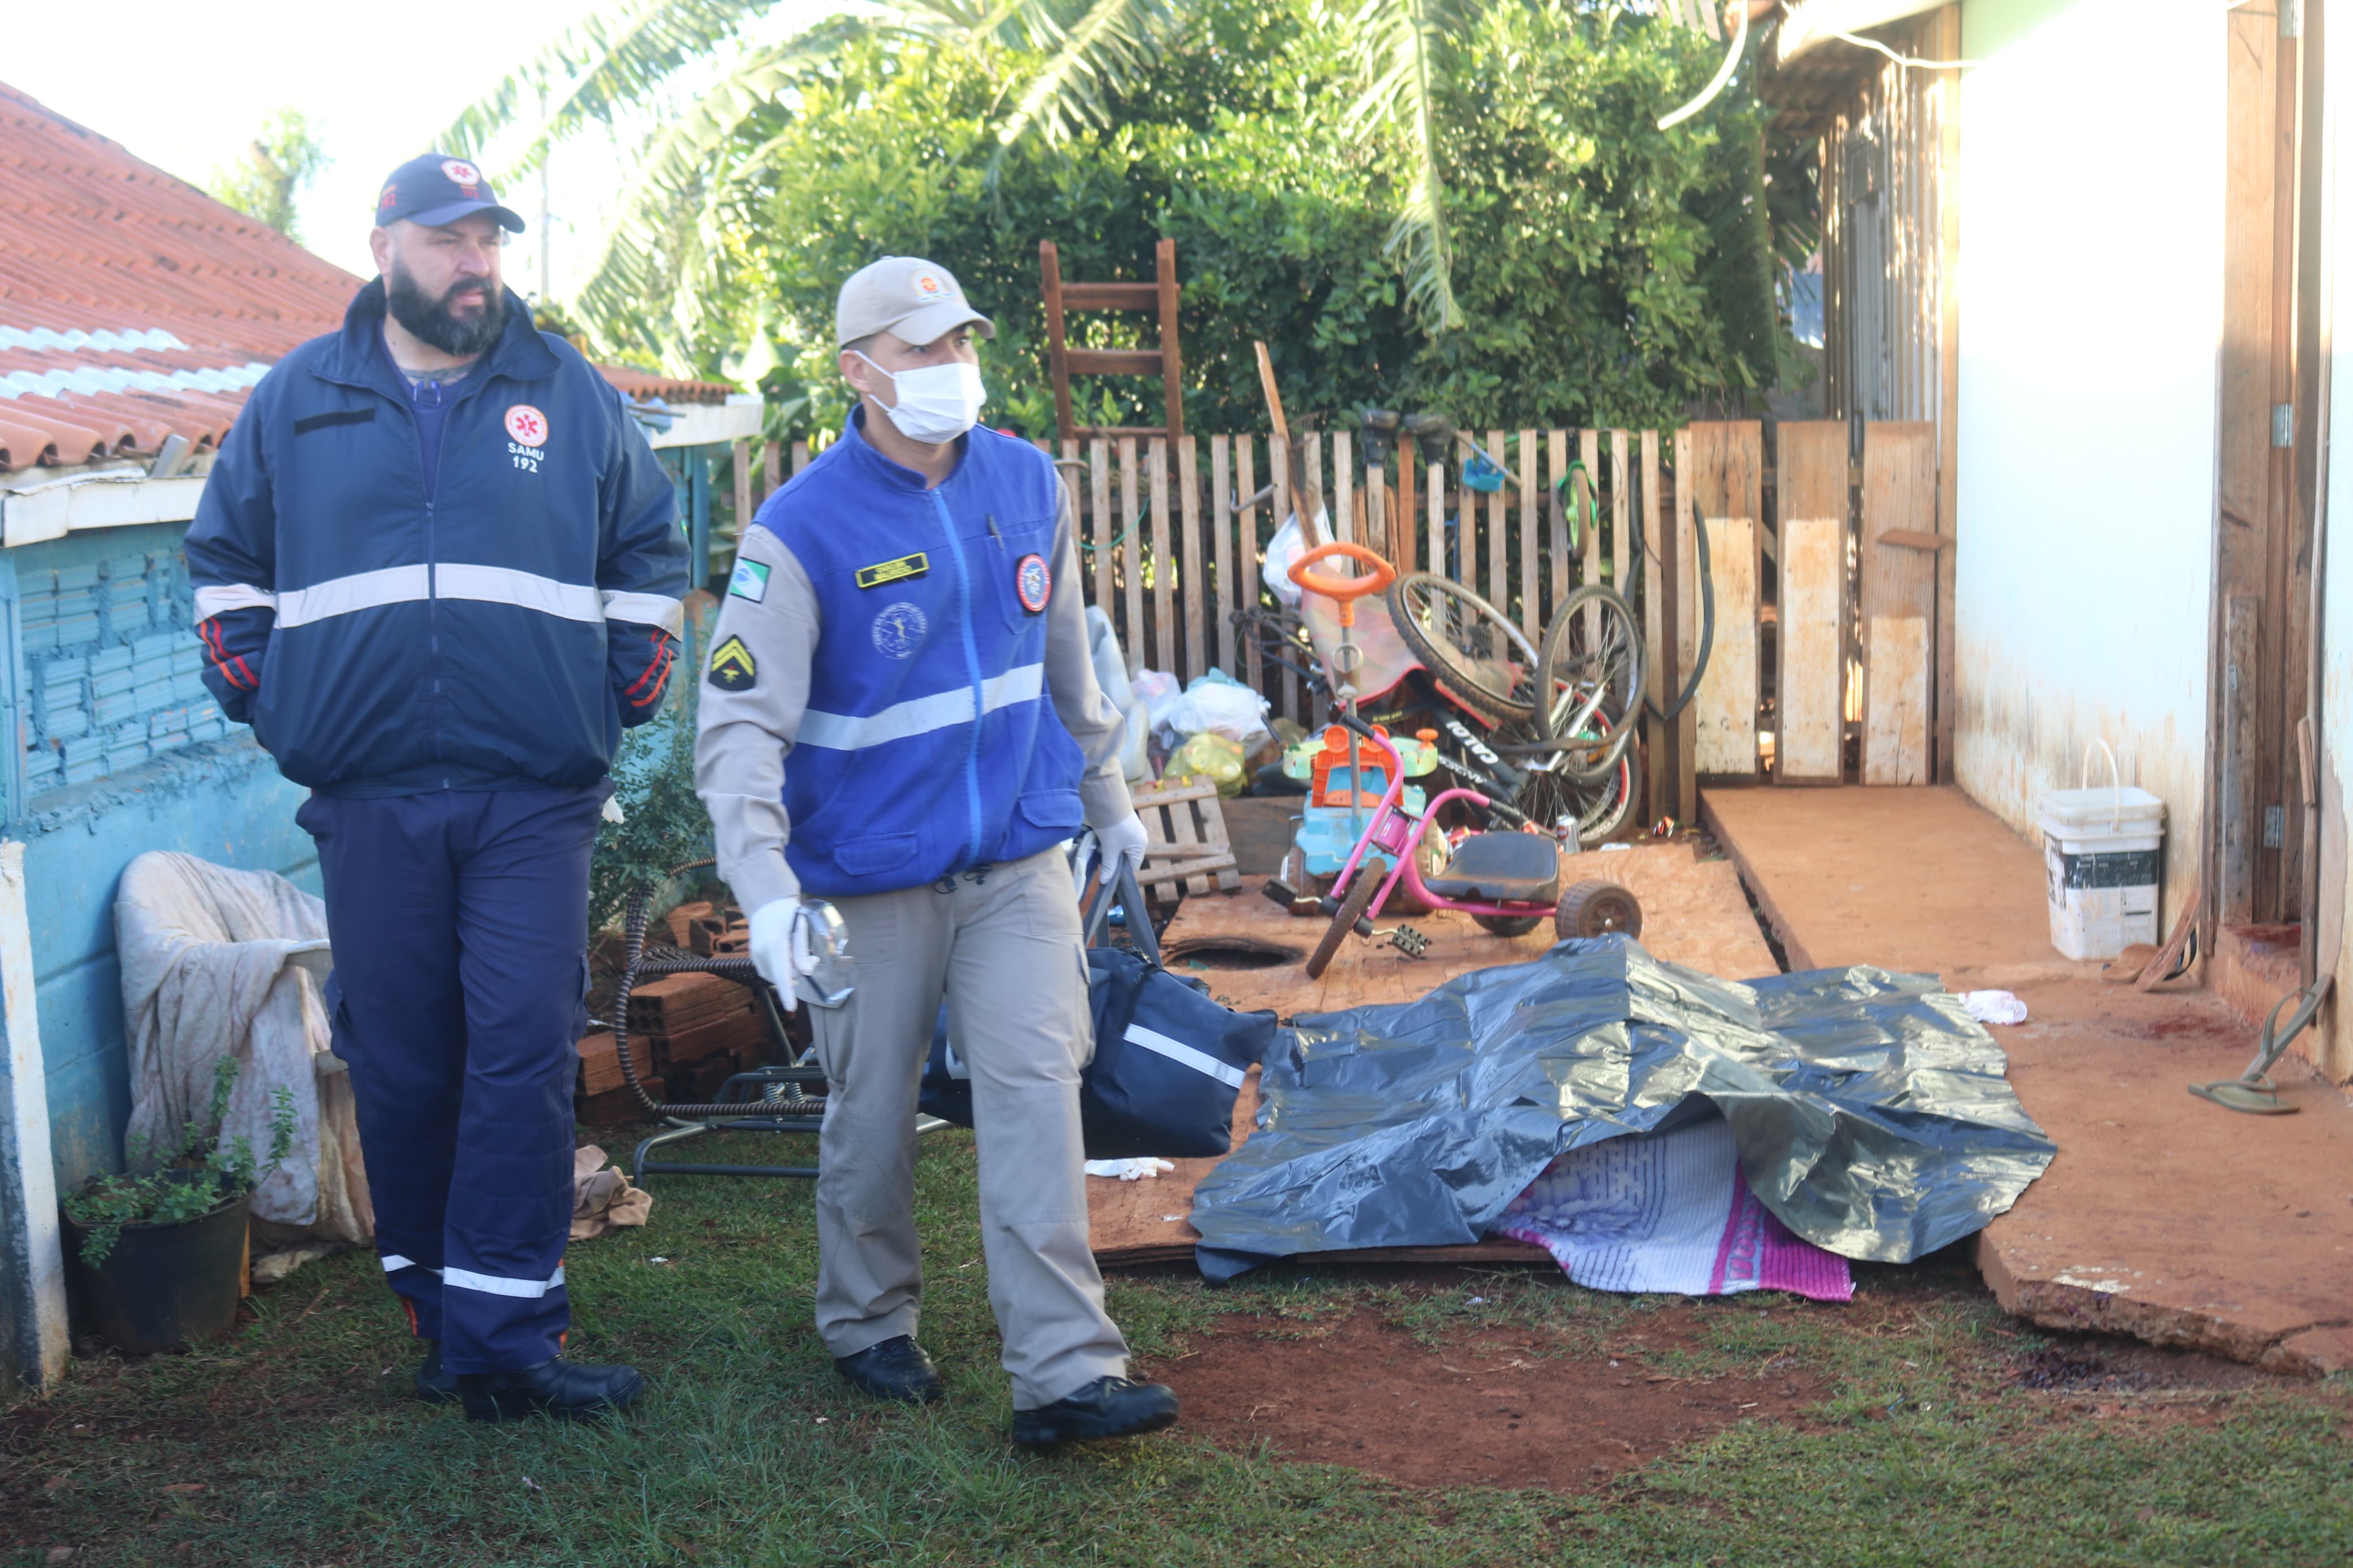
[6,1126,2349,1567]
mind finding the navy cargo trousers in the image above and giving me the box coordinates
[298,784,607,1375]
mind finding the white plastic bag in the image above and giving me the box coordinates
[1085,606,1153,781]
[1163,668,1273,753]
[1132,669,1182,733]
[1261,516,1306,607]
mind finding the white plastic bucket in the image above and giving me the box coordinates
[2038,741,2165,961]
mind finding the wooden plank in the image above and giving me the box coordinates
[1578,428,1601,650]
[1059,280,1158,310]
[1778,517,1845,784]
[1395,437,1416,578]
[1610,430,1631,602]
[1120,437,1145,673]
[1775,421,1850,787]
[1238,440,1265,702]
[1671,427,1697,819]
[2222,594,2260,924]
[1091,439,1115,617]
[1641,429,1667,827]
[1876,530,1951,552]
[762,439,781,501]
[1684,422,1764,780]
[1521,430,1542,640]
[791,439,810,476]
[1548,430,1571,617]
[1212,436,1235,680]
[1486,430,1510,637]
[1333,431,1354,547]
[1305,430,1330,543]
[1428,444,1449,582]
[1862,617,1929,786]
[1860,422,1938,785]
[1067,348,1166,377]
[1179,435,1205,685]
[1149,439,1175,676]
[1269,436,1297,721]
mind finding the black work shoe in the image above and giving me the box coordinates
[834,1336,945,1404]
[456,1357,645,1423]
[412,1341,460,1403]
[1011,1377,1179,1446]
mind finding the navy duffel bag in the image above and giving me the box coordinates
[920,947,1274,1158]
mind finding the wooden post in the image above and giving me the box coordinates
[1671,426,1699,821]
[1332,431,1354,546]
[1149,438,1174,676]
[1428,442,1449,584]
[1179,435,1205,684]
[1579,427,1602,647]
[1610,429,1632,603]
[762,438,782,501]
[2222,594,2261,923]
[1775,421,1851,784]
[1548,430,1571,619]
[1860,422,1938,785]
[1396,436,1416,577]
[1120,437,1145,672]
[1212,435,1234,680]
[1041,240,1076,447]
[1484,431,1509,643]
[1684,422,1764,781]
[1090,439,1115,627]
[791,439,810,475]
[1156,237,1184,443]
[1933,1,1962,784]
[1237,439,1264,701]
[1519,430,1542,639]
[730,437,752,557]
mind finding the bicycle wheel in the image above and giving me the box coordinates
[1566,737,1642,846]
[1386,573,1540,724]
[1535,585,1645,783]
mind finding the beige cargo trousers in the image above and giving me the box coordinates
[808,848,1128,1408]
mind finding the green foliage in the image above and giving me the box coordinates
[205,109,329,242]
[682,0,1787,437]
[590,633,713,931]
[63,1056,297,1269]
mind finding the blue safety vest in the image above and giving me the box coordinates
[755,412,1085,897]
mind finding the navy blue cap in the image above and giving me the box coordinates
[374,153,525,233]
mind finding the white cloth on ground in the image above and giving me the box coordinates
[1960,990,2028,1025]
[117,851,372,1247]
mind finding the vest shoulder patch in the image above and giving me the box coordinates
[728,558,771,603]
[708,634,757,691]
[855,552,929,590]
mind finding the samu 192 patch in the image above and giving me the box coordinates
[707,634,757,691]
[727,558,771,603]
[1015,552,1050,613]
[855,552,928,590]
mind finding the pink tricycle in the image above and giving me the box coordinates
[1287,541,1641,980]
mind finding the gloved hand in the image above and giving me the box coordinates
[1096,813,1150,886]
[747,896,816,1012]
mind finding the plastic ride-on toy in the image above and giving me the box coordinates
[1284,540,1643,980]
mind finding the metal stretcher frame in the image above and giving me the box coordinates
[619,849,1158,1181]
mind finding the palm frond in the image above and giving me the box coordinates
[571,21,872,362]
[994,0,1175,148]
[1343,0,1462,329]
[437,0,781,169]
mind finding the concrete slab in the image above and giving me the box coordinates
[1701,783,2084,985]
[1696,783,2353,1373]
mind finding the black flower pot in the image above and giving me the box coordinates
[64,1189,249,1355]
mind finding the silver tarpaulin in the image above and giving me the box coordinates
[1190,938,2055,1282]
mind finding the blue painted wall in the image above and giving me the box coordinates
[0,521,312,1192]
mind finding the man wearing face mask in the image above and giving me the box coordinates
[693,257,1173,1445]
[186,153,687,1422]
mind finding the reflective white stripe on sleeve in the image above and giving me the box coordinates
[601,590,686,637]
[381,1254,415,1272]
[276,565,432,628]
[192,583,278,623]
[443,1264,567,1299]
[437,564,603,623]
[1123,1023,1247,1088]
[798,663,1045,751]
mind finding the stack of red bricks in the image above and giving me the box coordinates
[575,901,764,1124]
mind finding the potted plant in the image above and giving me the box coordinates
[62,1056,295,1354]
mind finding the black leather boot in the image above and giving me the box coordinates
[834,1336,945,1404]
[1011,1377,1178,1446]
[412,1341,460,1403]
[456,1358,645,1423]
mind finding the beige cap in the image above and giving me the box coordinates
[835,256,996,348]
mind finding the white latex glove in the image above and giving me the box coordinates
[747,896,816,1012]
[1096,813,1149,886]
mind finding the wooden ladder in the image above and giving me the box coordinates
[1039,237,1183,446]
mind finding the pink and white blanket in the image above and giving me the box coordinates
[1491,1116,1854,1302]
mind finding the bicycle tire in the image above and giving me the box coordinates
[1385,573,1540,724]
[1535,584,1645,783]
[1577,740,1642,845]
[1305,866,1384,979]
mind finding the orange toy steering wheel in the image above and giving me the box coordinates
[1287,541,1397,628]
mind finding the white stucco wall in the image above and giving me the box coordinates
[1953,0,2223,931]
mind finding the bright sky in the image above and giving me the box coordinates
[8,0,664,299]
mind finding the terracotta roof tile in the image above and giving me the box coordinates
[0,80,739,473]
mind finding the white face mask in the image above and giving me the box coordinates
[854,352,987,446]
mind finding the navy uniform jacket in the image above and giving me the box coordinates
[185,279,689,796]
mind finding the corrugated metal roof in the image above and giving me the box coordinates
[1775,0,1950,66]
[0,80,735,475]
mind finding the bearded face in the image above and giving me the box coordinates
[385,249,506,358]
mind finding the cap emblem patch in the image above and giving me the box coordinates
[378,184,398,210]
[441,158,483,191]
[912,270,945,299]
[505,405,548,447]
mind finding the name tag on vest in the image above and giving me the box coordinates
[856,553,929,590]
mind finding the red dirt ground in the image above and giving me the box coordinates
[1135,1306,1825,1493]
